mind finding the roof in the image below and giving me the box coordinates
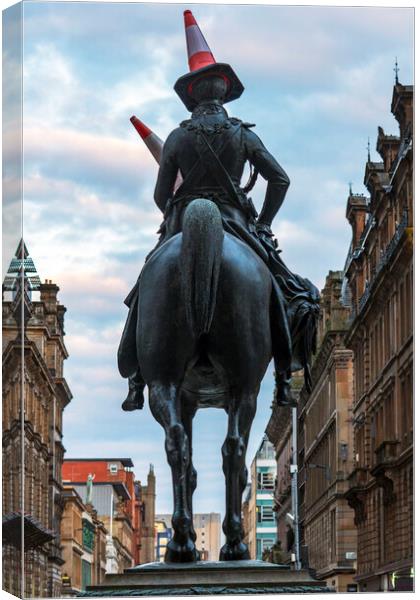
[63,458,134,467]
[3,238,41,292]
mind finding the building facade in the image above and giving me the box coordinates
[300,271,357,592]
[155,519,172,562]
[344,80,413,592]
[60,486,108,595]
[242,435,277,560]
[156,513,221,561]
[2,241,72,598]
[266,402,293,561]
[137,466,156,564]
[62,458,156,569]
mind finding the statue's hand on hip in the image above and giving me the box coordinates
[256,222,279,252]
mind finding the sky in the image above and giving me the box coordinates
[2,1,414,520]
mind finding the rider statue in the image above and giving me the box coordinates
[118,10,320,408]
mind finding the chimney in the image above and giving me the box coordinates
[40,281,59,313]
[346,193,369,251]
[391,82,413,139]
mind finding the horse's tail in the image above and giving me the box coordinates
[181,199,224,337]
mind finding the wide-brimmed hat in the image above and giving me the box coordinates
[174,10,244,111]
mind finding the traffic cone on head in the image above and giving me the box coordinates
[174,9,244,112]
[184,9,216,72]
[130,116,163,163]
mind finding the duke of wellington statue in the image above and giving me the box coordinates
[87,9,327,596]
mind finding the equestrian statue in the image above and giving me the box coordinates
[118,9,320,563]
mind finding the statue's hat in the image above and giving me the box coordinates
[174,10,244,111]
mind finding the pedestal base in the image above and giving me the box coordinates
[84,560,333,596]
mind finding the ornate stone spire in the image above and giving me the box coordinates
[394,57,400,84]
[3,238,41,298]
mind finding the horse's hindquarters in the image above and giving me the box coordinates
[205,234,273,391]
[137,230,273,392]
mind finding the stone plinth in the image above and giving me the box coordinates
[84,560,332,596]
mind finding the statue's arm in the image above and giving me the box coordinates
[244,129,290,227]
[154,131,180,213]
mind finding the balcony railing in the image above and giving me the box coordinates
[374,440,400,468]
[358,282,371,313]
[390,136,412,177]
[347,467,369,490]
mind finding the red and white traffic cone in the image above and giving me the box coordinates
[184,9,216,72]
[130,116,183,192]
[130,116,163,164]
[174,10,244,111]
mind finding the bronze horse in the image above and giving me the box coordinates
[136,198,287,562]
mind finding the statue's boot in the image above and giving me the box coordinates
[122,369,145,411]
[275,372,297,408]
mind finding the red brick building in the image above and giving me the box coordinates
[343,80,413,591]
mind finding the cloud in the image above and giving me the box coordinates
[24,124,158,195]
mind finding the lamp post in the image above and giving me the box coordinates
[290,406,301,570]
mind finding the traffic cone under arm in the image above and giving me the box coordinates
[130,116,163,164]
[130,116,183,192]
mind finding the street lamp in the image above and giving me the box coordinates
[307,463,332,481]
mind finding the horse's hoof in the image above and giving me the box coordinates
[164,538,198,563]
[219,542,250,561]
[121,388,144,411]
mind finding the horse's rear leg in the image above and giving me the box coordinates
[181,396,198,545]
[149,383,198,563]
[220,391,257,561]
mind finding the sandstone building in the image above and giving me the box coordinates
[300,271,356,592]
[62,458,156,570]
[60,486,108,595]
[267,272,357,591]
[343,80,413,592]
[2,241,72,597]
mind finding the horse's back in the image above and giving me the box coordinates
[141,230,271,312]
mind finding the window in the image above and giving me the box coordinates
[81,560,91,590]
[257,471,274,491]
[261,505,274,522]
[109,463,118,474]
[330,509,336,561]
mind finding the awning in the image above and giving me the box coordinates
[2,511,56,549]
